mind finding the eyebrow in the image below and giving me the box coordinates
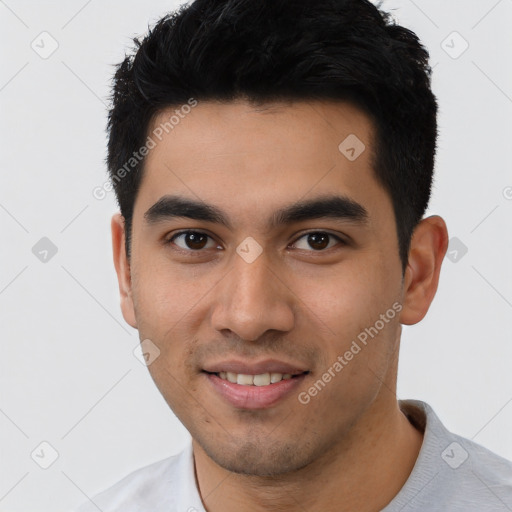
[144,194,369,230]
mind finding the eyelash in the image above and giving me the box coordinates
[165,230,346,254]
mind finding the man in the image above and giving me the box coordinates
[75,0,512,510]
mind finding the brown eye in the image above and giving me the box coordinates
[306,233,329,250]
[168,231,216,251]
[292,232,344,251]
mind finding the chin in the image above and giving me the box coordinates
[198,436,314,477]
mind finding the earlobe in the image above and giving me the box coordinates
[399,215,449,325]
[111,213,138,329]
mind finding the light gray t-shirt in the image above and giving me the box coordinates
[74,400,512,511]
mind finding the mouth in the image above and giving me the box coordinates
[202,369,310,409]
[203,370,310,386]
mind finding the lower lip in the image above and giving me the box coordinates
[204,372,308,410]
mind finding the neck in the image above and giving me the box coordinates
[192,398,424,512]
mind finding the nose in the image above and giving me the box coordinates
[210,249,295,342]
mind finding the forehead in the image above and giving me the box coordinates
[147,99,373,167]
[135,99,391,230]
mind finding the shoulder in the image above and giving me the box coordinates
[457,431,512,495]
[386,400,512,512]
[434,428,512,511]
[72,449,185,512]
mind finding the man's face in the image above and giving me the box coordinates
[122,99,408,476]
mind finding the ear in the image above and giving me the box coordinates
[111,213,137,329]
[399,215,449,325]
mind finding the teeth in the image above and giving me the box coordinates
[253,373,271,386]
[237,373,254,385]
[216,372,294,386]
[271,372,285,383]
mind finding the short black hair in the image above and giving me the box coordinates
[107,0,438,273]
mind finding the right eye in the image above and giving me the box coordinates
[166,230,220,252]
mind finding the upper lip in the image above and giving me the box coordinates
[202,359,309,375]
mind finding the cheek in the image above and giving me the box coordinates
[296,266,391,333]
[141,325,201,412]
[293,264,400,375]
[130,265,200,377]
[132,255,207,330]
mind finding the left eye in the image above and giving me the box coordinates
[291,232,344,251]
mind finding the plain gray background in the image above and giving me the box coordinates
[1,1,511,510]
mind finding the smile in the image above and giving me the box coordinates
[203,371,310,409]
[207,371,309,386]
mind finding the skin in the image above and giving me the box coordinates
[112,99,449,511]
